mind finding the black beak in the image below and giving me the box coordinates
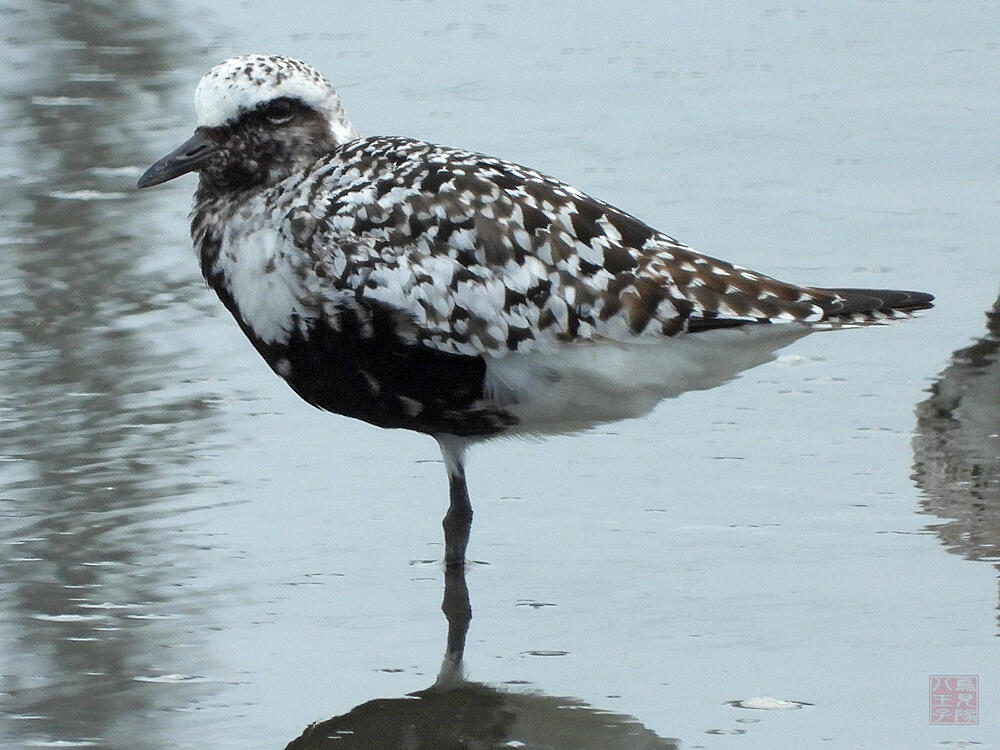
[137,131,220,189]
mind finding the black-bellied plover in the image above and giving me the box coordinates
[137,54,933,568]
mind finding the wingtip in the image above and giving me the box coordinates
[819,287,935,316]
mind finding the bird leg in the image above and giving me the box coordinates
[436,436,473,569]
[443,464,473,568]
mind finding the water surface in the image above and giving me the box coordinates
[1,2,997,748]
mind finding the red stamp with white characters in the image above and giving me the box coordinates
[929,675,979,725]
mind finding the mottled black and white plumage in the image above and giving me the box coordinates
[138,54,933,567]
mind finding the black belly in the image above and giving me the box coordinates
[211,279,515,437]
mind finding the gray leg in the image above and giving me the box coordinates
[436,436,472,569]
[443,468,473,567]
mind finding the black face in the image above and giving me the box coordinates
[137,97,335,193]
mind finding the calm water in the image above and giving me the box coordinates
[1,2,997,748]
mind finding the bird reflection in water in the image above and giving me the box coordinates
[913,292,1000,631]
[283,566,678,749]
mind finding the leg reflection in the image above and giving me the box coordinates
[283,558,680,749]
[434,562,472,688]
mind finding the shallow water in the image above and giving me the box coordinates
[1,2,997,748]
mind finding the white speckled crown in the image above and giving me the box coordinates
[194,54,359,143]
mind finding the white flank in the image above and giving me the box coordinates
[484,324,811,434]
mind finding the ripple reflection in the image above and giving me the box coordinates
[913,292,1000,631]
[0,2,221,749]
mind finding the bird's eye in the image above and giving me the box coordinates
[264,99,295,124]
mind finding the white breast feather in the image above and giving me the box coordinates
[215,221,315,344]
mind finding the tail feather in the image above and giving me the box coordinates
[811,288,935,325]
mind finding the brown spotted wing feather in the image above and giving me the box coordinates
[283,136,930,356]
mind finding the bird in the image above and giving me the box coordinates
[137,54,933,568]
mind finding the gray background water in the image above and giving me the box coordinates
[1,1,997,748]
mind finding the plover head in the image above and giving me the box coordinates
[137,54,359,191]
